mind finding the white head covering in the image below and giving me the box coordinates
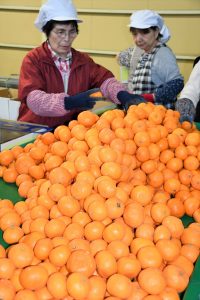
[128,10,171,43]
[35,0,82,32]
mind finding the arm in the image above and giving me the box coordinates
[179,61,200,108]
[18,51,68,117]
[175,61,200,122]
[27,90,67,117]
[142,47,184,104]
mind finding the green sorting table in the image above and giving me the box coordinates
[0,179,199,299]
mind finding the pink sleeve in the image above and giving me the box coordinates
[100,77,127,104]
[27,90,69,117]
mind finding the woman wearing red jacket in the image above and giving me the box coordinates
[18,0,144,127]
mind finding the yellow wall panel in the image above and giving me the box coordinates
[0,49,28,77]
[166,16,200,56]
[0,0,41,6]
[146,0,200,10]
[0,11,41,45]
[74,0,200,10]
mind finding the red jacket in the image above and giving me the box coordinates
[18,42,113,127]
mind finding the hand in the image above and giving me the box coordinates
[117,91,147,111]
[64,88,103,111]
[175,98,195,124]
[179,115,194,124]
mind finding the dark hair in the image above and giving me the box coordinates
[130,26,162,40]
[42,20,79,38]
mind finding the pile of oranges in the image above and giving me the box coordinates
[0,102,200,300]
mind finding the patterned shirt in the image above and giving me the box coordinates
[48,43,72,93]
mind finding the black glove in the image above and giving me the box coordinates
[117,91,147,111]
[175,98,195,124]
[64,88,102,111]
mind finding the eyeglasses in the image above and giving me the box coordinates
[52,29,77,38]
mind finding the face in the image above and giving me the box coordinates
[48,23,77,58]
[131,28,159,52]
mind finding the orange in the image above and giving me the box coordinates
[136,146,150,164]
[99,128,116,144]
[66,272,90,300]
[47,272,68,299]
[19,265,48,290]
[0,211,21,231]
[0,149,14,166]
[135,223,155,241]
[49,166,72,187]
[130,237,154,255]
[68,238,90,252]
[164,178,181,195]
[2,167,18,183]
[63,222,84,240]
[70,179,92,200]
[67,249,96,277]
[3,225,24,244]
[77,110,99,127]
[105,197,125,219]
[162,216,184,239]
[84,221,105,241]
[137,245,163,269]
[138,267,166,295]
[185,132,200,146]
[184,155,199,170]
[131,185,154,206]
[58,195,80,217]
[107,240,129,260]
[44,218,66,238]
[86,199,107,221]
[167,198,185,218]
[171,255,194,277]
[153,225,171,243]
[95,250,117,278]
[181,227,200,248]
[33,237,53,260]
[180,243,199,263]
[156,239,180,262]
[123,202,145,228]
[48,244,71,267]
[72,211,91,227]
[0,258,15,280]
[117,255,141,279]
[90,239,107,256]
[0,279,16,300]
[97,177,116,198]
[50,140,68,157]
[159,287,180,300]
[54,125,71,142]
[184,196,200,216]
[87,275,107,300]
[44,154,63,171]
[41,131,56,145]
[15,154,35,174]
[106,273,132,299]
[163,264,189,293]
[151,203,171,224]
[103,222,125,243]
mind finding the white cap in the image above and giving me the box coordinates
[35,0,82,32]
[128,10,171,43]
